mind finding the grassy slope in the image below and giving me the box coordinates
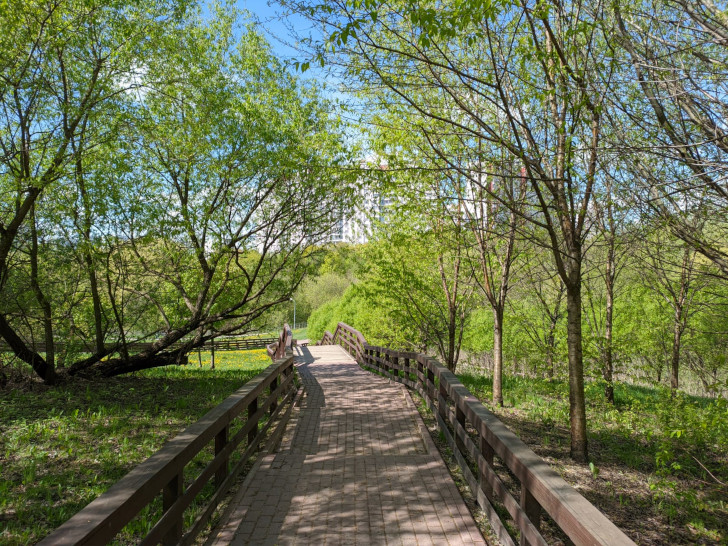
[0,349,271,545]
[457,369,728,544]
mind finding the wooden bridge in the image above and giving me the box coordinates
[40,323,635,545]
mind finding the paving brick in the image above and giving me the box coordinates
[208,345,486,545]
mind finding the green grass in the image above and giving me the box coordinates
[292,326,308,341]
[0,349,271,545]
[457,370,728,543]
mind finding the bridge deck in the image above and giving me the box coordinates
[207,344,486,545]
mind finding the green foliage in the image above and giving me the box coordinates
[307,282,404,345]
[0,0,354,380]
[288,243,365,326]
[308,297,341,341]
[317,243,366,277]
[461,308,495,354]
[300,271,351,312]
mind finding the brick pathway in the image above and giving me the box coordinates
[208,345,486,545]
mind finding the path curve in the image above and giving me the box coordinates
[208,344,486,545]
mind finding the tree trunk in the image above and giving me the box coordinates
[447,306,457,372]
[492,305,504,406]
[74,348,190,378]
[81,192,104,353]
[30,205,56,382]
[0,314,55,383]
[670,246,691,392]
[85,252,104,353]
[73,133,106,355]
[565,281,588,462]
[670,309,683,391]
[603,244,615,403]
[104,257,130,362]
[546,317,557,379]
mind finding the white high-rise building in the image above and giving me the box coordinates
[328,189,392,244]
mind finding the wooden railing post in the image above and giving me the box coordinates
[520,487,542,546]
[392,354,399,379]
[248,397,258,447]
[455,404,466,454]
[479,435,495,500]
[427,365,436,402]
[270,376,278,415]
[215,425,229,488]
[356,338,363,363]
[438,369,448,424]
[162,472,183,545]
[417,358,424,390]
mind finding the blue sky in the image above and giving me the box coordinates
[238,1,318,63]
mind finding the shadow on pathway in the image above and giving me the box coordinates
[207,345,485,545]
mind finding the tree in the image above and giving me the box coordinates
[638,229,709,391]
[512,243,567,379]
[0,0,187,383]
[582,172,636,402]
[0,3,352,381]
[366,109,524,399]
[291,0,618,461]
[457,163,524,405]
[71,9,352,377]
[362,199,475,371]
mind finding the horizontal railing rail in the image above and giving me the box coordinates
[0,336,279,357]
[39,350,298,545]
[322,322,635,546]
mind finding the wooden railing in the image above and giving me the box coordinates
[200,337,278,351]
[39,351,298,545]
[0,336,278,357]
[267,323,293,360]
[322,322,635,546]
[321,322,366,362]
